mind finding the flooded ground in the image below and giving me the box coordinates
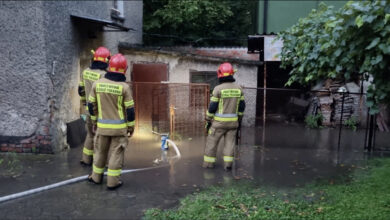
[0,123,389,219]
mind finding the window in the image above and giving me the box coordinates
[190,71,218,92]
[111,0,125,21]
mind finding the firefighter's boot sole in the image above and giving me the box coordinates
[87,175,102,185]
[224,166,232,172]
[80,160,92,166]
[202,162,215,169]
[107,181,123,190]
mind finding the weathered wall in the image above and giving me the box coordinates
[0,1,142,153]
[0,1,47,137]
[122,50,258,127]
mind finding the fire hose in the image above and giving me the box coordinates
[0,139,181,204]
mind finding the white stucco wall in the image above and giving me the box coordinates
[122,50,258,127]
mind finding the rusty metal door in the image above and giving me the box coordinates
[131,63,169,133]
[132,63,168,82]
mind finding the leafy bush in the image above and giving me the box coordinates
[305,113,324,129]
[278,1,390,114]
[344,116,358,131]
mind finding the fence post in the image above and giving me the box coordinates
[337,92,345,151]
[169,105,175,140]
[135,83,139,133]
[367,114,375,152]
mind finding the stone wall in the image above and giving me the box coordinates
[0,1,143,153]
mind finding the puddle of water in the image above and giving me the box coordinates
[0,123,389,219]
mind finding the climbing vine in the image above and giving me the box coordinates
[278,1,390,114]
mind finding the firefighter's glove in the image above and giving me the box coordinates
[78,86,85,97]
[92,124,97,134]
[238,116,243,128]
[205,121,212,133]
[127,127,134,138]
[80,114,87,121]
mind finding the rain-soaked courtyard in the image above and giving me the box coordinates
[0,123,389,219]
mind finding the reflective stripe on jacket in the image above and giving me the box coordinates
[89,77,134,136]
[79,68,105,112]
[206,82,245,129]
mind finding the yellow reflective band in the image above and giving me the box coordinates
[79,81,85,86]
[223,72,231,76]
[127,121,135,126]
[107,169,122,176]
[109,67,125,73]
[94,57,108,62]
[223,156,234,162]
[90,115,97,121]
[124,100,134,107]
[218,99,223,114]
[206,111,214,117]
[204,155,216,163]
[83,147,93,156]
[85,105,89,111]
[238,112,244,116]
[96,83,123,95]
[221,89,241,98]
[80,96,86,101]
[118,96,124,120]
[88,96,96,102]
[93,165,104,174]
[240,96,245,100]
[214,116,238,122]
[83,70,101,81]
[97,122,127,129]
[97,93,102,119]
[210,96,219,102]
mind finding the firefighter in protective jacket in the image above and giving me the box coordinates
[88,53,135,190]
[203,62,245,170]
[79,46,111,166]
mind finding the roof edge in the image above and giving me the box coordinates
[118,43,263,66]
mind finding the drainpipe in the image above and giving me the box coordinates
[263,0,268,34]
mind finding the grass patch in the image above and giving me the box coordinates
[144,158,390,220]
[0,152,23,177]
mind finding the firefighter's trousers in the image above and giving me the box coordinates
[91,134,128,187]
[81,117,94,164]
[203,127,237,169]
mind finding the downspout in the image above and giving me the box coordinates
[263,0,269,34]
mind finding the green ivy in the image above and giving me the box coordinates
[305,113,324,129]
[278,1,390,114]
[344,116,358,131]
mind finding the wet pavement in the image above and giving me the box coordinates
[0,123,389,219]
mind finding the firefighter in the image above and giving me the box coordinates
[203,62,245,171]
[79,46,111,166]
[88,53,135,190]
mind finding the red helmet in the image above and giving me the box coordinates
[108,53,127,74]
[92,47,110,63]
[217,62,236,78]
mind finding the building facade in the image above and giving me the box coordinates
[0,1,143,153]
[119,44,261,128]
[256,0,347,34]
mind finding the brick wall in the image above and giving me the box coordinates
[0,118,53,154]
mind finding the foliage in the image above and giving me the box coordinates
[144,158,390,220]
[278,1,390,114]
[143,0,256,46]
[305,113,323,129]
[344,116,358,131]
[0,152,23,177]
